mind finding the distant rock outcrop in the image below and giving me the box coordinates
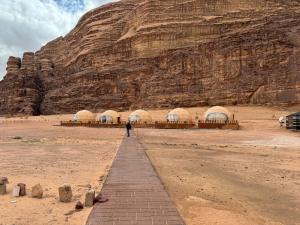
[1,0,300,115]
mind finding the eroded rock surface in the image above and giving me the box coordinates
[1,0,300,115]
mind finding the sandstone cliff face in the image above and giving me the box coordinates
[1,0,300,115]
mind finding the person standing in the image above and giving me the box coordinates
[126,121,132,137]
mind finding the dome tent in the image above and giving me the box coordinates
[166,108,192,123]
[99,110,121,124]
[73,110,95,122]
[129,110,152,123]
[204,106,233,123]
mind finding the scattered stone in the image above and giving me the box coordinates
[12,136,22,140]
[17,183,26,196]
[98,175,105,182]
[12,186,21,197]
[64,210,76,216]
[75,201,84,210]
[78,184,92,189]
[0,179,7,196]
[59,184,72,202]
[0,177,9,184]
[0,183,6,195]
[85,189,95,207]
[94,194,109,204]
[31,184,43,199]
[10,200,17,204]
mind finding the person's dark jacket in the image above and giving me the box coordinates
[126,123,132,130]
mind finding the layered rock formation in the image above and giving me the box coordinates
[1,0,300,115]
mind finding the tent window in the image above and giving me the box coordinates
[129,115,140,123]
[73,114,79,121]
[101,115,112,123]
[101,116,107,123]
[167,114,179,122]
[206,112,228,122]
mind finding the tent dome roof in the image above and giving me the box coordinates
[73,110,95,122]
[100,110,120,118]
[167,108,192,122]
[129,109,152,123]
[204,106,233,122]
[98,110,121,123]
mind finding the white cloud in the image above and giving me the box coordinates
[0,0,116,79]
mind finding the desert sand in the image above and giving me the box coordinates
[0,119,124,225]
[0,106,299,225]
[137,106,300,225]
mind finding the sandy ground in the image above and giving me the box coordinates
[0,106,299,225]
[0,119,124,225]
[137,106,300,225]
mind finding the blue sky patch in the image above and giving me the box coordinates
[54,0,85,13]
[0,0,112,79]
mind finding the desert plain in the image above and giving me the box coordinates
[0,106,299,225]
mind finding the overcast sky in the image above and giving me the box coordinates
[0,0,115,80]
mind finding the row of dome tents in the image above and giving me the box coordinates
[72,110,121,123]
[72,106,234,124]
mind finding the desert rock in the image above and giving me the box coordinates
[31,184,43,199]
[12,186,20,197]
[1,1,300,115]
[75,201,84,210]
[59,184,72,203]
[85,189,95,207]
[0,183,6,195]
[17,183,26,196]
[0,177,9,184]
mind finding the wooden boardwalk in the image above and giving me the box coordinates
[86,133,186,225]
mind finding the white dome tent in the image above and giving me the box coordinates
[166,108,192,123]
[99,110,121,124]
[204,106,233,123]
[129,110,152,123]
[73,110,95,122]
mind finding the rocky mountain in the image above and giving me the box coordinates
[1,0,300,115]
